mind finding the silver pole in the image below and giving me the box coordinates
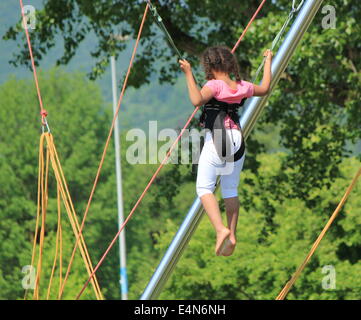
[140,0,324,300]
[110,55,128,300]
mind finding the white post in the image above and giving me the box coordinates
[110,55,128,300]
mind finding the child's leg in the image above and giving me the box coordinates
[200,193,227,233]
[224,196,240,244]
[220,154,245,256]
[197,138,230,255]
[200,193,230,255]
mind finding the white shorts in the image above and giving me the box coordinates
[196,129,245,199]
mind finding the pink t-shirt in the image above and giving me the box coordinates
[204,79,254,129]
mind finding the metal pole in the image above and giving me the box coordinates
[110,55,128,300]
[140,0,324,300]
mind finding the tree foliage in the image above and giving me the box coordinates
[0,69,115,299]
[0,69,195,299]
[1,0,360,300]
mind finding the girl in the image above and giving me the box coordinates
[179,46,272,256]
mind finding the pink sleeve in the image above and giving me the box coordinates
[204,80,220,97]
[242,80,254,98]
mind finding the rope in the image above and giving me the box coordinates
[24,133,44,300]
[231,0,267,54]
[276,166,361,300]
[58,3,150,297]
[52,133,104,299]
[33,137,49,299]
[252,0,305,83]
[19,0,49,130]
[24,133,103,300]
[29,134,45,299]
[46,133,103,300]
[75,0,268,300]
[146,0,267,57]
[46,185,62,299]
[20,0,103,299]
[146,0,185,60]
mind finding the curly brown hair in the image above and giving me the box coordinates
[201,46,241,81]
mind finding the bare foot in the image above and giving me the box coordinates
[221,237,236,256]
[215,228,231,256]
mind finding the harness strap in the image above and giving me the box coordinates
[200,98,246,162]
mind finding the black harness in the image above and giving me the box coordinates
[199,98,246,162]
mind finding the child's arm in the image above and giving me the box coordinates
[253,49,273,96]
[179,59,213,107]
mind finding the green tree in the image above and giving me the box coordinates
[0,69,196,299]
[0,69,116,299]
